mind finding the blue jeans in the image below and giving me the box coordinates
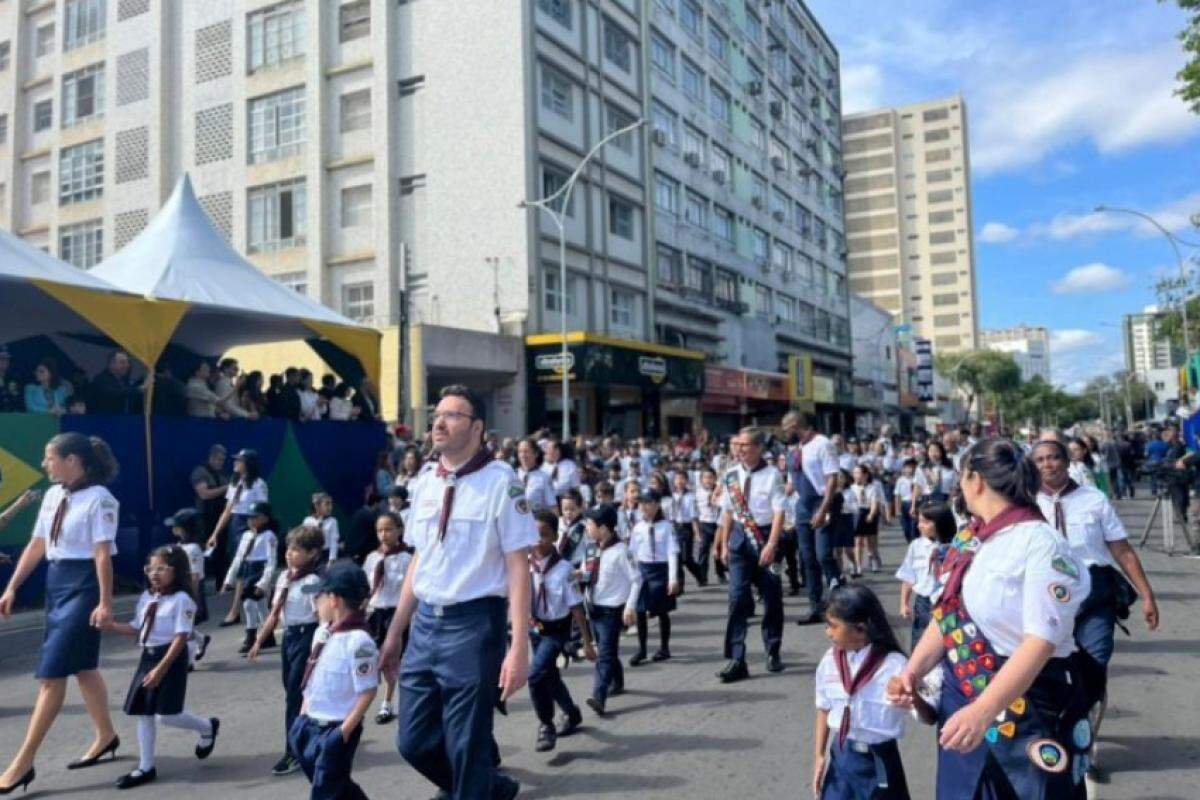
[528,620,577,726]
[797,518,840,610]
[590,605,624,703]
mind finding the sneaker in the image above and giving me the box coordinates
[557,706,583,737]
[534,724,556,753]
[195,634,212,662]
[375,707,396,725]
[586,696,606,717]
[628,652,648,667]
[271,754,300,776]
[717,659,749,683]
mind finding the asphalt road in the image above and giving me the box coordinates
[0,497,1196,799]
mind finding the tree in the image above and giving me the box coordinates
[1167,0,1200,114]
[935,350,1022,422]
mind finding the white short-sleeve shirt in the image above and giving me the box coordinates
[915,465,958,496]
[33,484,119,561]
[271,572,320,626]
[695,484,721,524]
[800,435,841,497]
[629,519,679,565]
[181,543,204,578]
[719,463,786,526]
[590,542,641,611]
[132,590,197,647]
[227,478,268,515]
[364,550,412,610]
[667,492,696,524]
[517,467,557,513]
[303,628,379,723]
[303,516,341,559]
[531,557,583,622]
[406,459,538,606]
[814,647,909,744]
[895,536,938,597]
[542,458,580,498]
[960,520,1090,658]
[1036,485,1126,569]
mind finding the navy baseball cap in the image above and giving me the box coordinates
[248,501,272,518]
[164,508,199,527]
[301,562,369,605]
[583,503,618,530]
[233,448,257,461]
[637,489,663,504]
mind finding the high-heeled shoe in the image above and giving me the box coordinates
[66,735,119,769]
[0,767,35,795]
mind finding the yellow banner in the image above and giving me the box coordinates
[303,320,382,387]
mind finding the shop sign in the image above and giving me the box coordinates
[535,352,575,373]
[638,356,667,383]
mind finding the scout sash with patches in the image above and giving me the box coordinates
[722,470,765,548]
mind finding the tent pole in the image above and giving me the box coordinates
[144,377,155,508]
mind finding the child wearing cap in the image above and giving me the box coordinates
[166,508,211,666]
[222,501,278,656]
[288,563,378,800]
[581,504,640,716]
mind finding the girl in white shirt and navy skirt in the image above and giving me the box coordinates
[108,545,219,788]
[302,492,340,567]
[207,449,268,627]
[895,500,957,648]
[580,504,641,716]
[628,490,680,667]
[363,511,412,725]
[813,584,911,799]
[222,501,278,655]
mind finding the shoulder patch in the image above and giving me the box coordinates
[1050,556,1079,580]
[353,643,377,659]
[99,498,118,510]
[515,498,530,515]
[356,661,372,675]
[507,482,525,499]
[1048,583,1071,603]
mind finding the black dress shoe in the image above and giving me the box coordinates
[218,617,240,628]
[717,659,749,683]
[116,768,157,790]
[0,767,34,795]
[586,696,606,717]
[628,652,648,667]
[557,705,583,736]
[796,611,823,626]
[195,633,212,661]
[196,718,219,759]
[534,724,557,753]
[767,653,785,673]
[651,650,671,662]
[238,629,256,656]
[375,708,397,725]
[67,736,120,769]
[494,774,520,800]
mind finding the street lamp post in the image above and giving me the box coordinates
[520,118,646,441]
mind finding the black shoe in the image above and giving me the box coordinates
[767,653,784,673]
[195,718,219,760]
[717,659,749,683]
[116,768,157,790]
[629,652,648,667]
[375,708,397,725]
[0,768,34,795]
[218,617,240,628]
[651,650,671,662]
[586,696,606,717]
[67,736,120,769]
[557,706,583,737]
[494,774,520,800]
[238,629,256,656]
[271,754,300,776]
[534,723,557,753]
[195,633,212,662]
[796,611,823,626]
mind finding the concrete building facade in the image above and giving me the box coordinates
[840,95,979,355]
[980,324,1050,383]
[1124,306,1182,374]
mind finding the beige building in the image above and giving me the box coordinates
[840,95,979,354]
[980,325,1050,383]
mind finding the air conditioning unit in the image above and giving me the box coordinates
[772,209,785,222]
[770,155,785,170]
[652,129,668,147]
[746,80,763,96]
[797,166,814,177]
[684,151,701,167]
[769,101,783,118]
[810,96,820,109]
[712,169,727,184]
[805,138,818,151]
[790,74,804,87]
[751,196,764,209]
[826,77,836,90]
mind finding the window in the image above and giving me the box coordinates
[716,269,737,302]
[275,270,307,294]
[776,293,798,323]
[654,172,679,214]
[340,281,374,322]
[248,2,305,72]
[657,245,682,284]
[926,169,952,184]
[773,241,791,275]
[744,10,762,44]
[36,24,56,58]
[247,178,307,252]
[923,108,949,123]
[650,31,674,78]
[0,115,6,145]
[248,86,306,163]
[339,89,371,132]
[752,173,767,205]
[610,288,635,328]
[608,196,634,240]
[540,64,573,119]
[682,124,704,160]
[749,116,766,151]
[537,0,572,29]
[755,284,771,320]
[685,257,709,294]
[681,58,704,101]
[711,145,731,177]
[713,205,733,242]
[340,184,371,227]
[606,104,635,153]
[604,20,632,72]
[684,191,707,228]
[924,128,950,143]
[34,99,54,132]
[31,171,51,205]
[680,0,702,38]
[0,42,9,71]
[64,0,106,51]
[709,82,731,125]
[59,220,104,268]
[752,228,769,264]
[541,165,575,216]
[59,139,105,204]
[62,64,105,126]
[544,270,577,315]
[651,101,677,145]
[338,1,370,43]
[707,23,728,64]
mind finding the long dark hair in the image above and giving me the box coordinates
[148,544,194,600]
[237,451,261,484]
[376,510,413,552]
[916,499,957,543]
[961,438,1039,509]
[49,432,119,486]
[825,583,904,655]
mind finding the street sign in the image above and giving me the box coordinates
[638,355,667,383]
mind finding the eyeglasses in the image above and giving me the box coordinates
[431,411,476,425]
[143,565,173,575]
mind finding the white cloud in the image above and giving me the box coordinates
[978,222,1019,244]
[1027,192,1200,241]
[840,64,886,115]
[1049,329,1123,389]
[1051,263,1132,294]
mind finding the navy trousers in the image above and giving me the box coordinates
[289,715,367,800]
[282,622,318,756]
[397,598,507,800]
[590,605,624,703]
[528,619,578,726]
[796,491,841,610]
[694,522,726,583]
[723,532,783,662]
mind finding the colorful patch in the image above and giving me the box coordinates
[932,607,944,621]
[1026,739,1068,774]
[971,674,988,692]
[1009,698,1026,716]
[1049,583,1071,603]
[947,648,960,665]
[356,661,371,675]
[985,726,999,744]
[515,498,530,515]
[951,629,965,645]
[957,645,971,661]
[1050,556,1079,580]
[962,622,977,639]
[1072,719,1092,750]
[354,645,376,659]
[964,538,981,552]
[997,721,1016,739]
[980,654,996,672]
[507,482,525,499]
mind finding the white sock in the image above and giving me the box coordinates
[158,711,212,740]
[243,598,264,629]
[137,716,157,772]
[379,699,391,713]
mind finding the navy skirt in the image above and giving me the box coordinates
[823,737,910,799]
[367,607,396,647]
[124,644,189,716]
[835,513,858,548]
[37,559,101,680]
[237,558,267,585]
[637,562,676,615]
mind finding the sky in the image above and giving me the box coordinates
[808,0,1200,391]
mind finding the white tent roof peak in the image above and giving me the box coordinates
[91,174,360,328]
[0,226,129,293]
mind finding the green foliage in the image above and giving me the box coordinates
[1168,0,1200,114]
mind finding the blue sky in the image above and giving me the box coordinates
[808,0,1200,390]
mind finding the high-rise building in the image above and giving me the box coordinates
[1123,306,1182,374]
[0,0,851,434]
[980,325,1050,383]
[840,95,979,355]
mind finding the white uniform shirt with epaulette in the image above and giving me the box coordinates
[271,572,320,626]
[719,463,786,527]
[1035,485,1126,568]
[180,543,204,580]
[894,474,916,505]
[225,529,278,592]
[616,505,642,542]
[32,484,120,560]
[589,542,643,611]
[960,520,1090,658]
[531,557,584,622]
[364,550,412,610]
[815,647,909,744]
[517,467,557,513]
[629,519,679,565]
[303,627,379,723]
[915,465,958,496]
[406,459,538,607]
[132,590,197,646]
[895,537,939,597]
[226,478,268,515]
[303,515,341,560]
[667,491,696,525]
[542,458,580,498]
[800,435,840,497]
[695,484,721,524]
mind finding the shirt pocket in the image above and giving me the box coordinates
[856,698,901,733]
[1066,513,1099,549]
[749,490,771,517]
[443,489,489,559]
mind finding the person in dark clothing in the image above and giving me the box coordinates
[278,368,302,421]
[352,379,380,424]
[150,365,188,417]
[265,374,285,417]
[89,350,144,414]
[344,500,385,565]
[191,445,229,582]
[0,346,23,412]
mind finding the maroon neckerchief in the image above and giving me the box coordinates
[370,544,404,599]
[531,551,561,616]
[645,509,665,559]
[1040,478,1080,536]
[833,645,889,746]
[138,593,161,645]
[742,459,768,503]
[301,609,368,691]
[48,480,88,547]
[938,504,1045,607]
[434,447,492,541]
[266,564,318,629]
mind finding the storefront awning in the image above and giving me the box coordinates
[524,332,705,395]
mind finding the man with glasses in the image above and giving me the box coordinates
[379,385,534,800]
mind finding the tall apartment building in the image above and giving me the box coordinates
[1124,306,1182,373]
[0,0,851,435]
[840,95,979,355]
[980,325,1050,383]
